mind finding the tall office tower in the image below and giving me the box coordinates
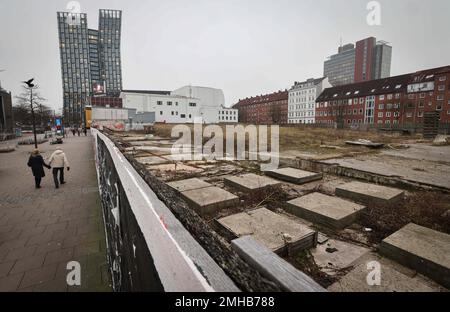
[88,29,101,91]
[57,9,122,124]
[57,12,91,124]
[354,37,376,83]
[98,9,123,97]
[372,41,392,81]
[323,43,356,87]
[323,37,392,87]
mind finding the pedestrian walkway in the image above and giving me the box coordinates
[0,134,110,291]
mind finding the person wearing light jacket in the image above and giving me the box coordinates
[48,148,70,188]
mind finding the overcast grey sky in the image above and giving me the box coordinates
[1,0,449,110]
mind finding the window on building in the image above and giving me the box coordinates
[418,111,424,117]
[157,101,163,105]
[378,112,383,118]
[160,111,163,115]
[406,112,412,118]
[386,112,391,117]
[438,85,445,91]
[408,94,415,99]
[180,114,185,118]
[385,120,391,124]
[420,93,425,98]
[189,102,196,107]
[437,105,443,111]
[439,76,447,81]
[379,104,384,110]
[387,94,393,100]
[379,95,385,101]
[167,101,172,106]
[437,95,444,101]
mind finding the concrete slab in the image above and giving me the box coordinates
[286,193,366,229]
[224,173,282,192]
[329,252,435,292]
[328,252,444,292]
[217,208,317,254]
[147,164,204,173]
[167,178,212,192]
[265,167,322,184]
[335,181,404,205]
[322,156,450,190]
[135,156,171,165]
[181,186,239,216]
[379,223,450,288]
[311,239,370,275]
[231,236,326,292]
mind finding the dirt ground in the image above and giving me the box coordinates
[151,123,423,156]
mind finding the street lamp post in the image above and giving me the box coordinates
[23,78,37,148]
[30,87,38,148]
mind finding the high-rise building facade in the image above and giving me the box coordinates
[323,37,392,87]
[324,44,356,87]
[98,10,123,97]
[0,88,13,133]
[57,9,122,125]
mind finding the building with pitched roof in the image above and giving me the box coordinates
[315,65,450,128]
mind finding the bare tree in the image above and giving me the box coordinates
[14,85,52,128]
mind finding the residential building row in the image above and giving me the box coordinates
[232,65,450,127]
[315,65,450,126]
[232,90,288,125]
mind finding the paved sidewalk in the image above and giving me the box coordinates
[0,134,111,291]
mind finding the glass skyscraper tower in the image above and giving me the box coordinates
[57,9,122,124]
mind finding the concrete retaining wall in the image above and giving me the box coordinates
[92,129,239,292]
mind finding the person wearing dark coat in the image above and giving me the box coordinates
[27,149,51,188]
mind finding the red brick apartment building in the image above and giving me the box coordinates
[315,65,450,127]
[233,90,288,124]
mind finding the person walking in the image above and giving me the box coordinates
[48,148,70,188]
[77,127,81,137]
[83,127,87,136]
[27,149,51,188]
[72,127,76,136]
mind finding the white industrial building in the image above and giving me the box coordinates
[120,86,238,124]
[288,77,331,124]
[91,106,155,123]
